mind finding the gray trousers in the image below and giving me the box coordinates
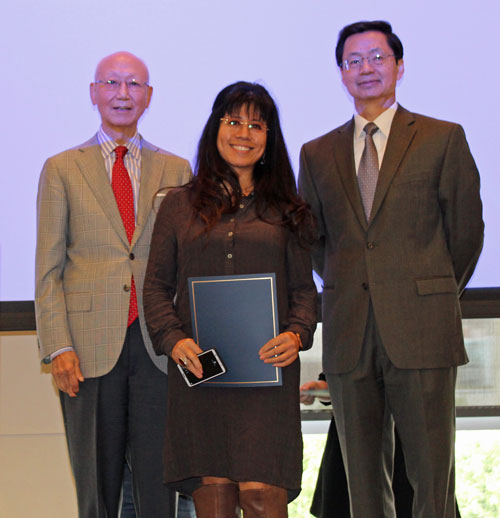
[327,306,457,518]
[60,319,175,518]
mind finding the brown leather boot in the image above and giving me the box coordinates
[192,483,241,518]
[239,487,288,518]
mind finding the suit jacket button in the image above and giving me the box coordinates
[362,282,369,290]
[123,284,130,292]
[367,242,374,249]
[129,253,135,260]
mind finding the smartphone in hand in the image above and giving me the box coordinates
[177,348,226,387]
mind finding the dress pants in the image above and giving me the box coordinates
[60,319,175,518]
[121,462,197,518]
[310,421,413,518]
[326,306,457,518]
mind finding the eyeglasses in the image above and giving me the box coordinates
[220,117,268,133]
[95,79,149,92]
[342,53,395,71]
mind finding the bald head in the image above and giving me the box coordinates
[90,51,153,144]
[95,51,150,83]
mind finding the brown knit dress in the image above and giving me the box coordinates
[143,187,317,500]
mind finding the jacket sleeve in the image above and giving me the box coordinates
[438,124,484,294]
[298,144,326,279]
[35,157,73,359]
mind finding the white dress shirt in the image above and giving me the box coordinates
[353,102,398,174]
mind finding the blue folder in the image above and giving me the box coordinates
[188,273,282,387]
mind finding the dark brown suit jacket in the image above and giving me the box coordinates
[299,105,484,374]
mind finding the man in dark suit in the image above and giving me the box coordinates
[35,51,192,517]
[299,21,484,518]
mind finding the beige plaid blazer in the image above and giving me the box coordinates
[35,135,192,378]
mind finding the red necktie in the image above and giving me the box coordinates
[112,146,138,326]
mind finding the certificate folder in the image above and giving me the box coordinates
[188,273,282,387]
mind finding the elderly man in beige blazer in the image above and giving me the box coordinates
[35,51,192,517]
[299,21,484,518]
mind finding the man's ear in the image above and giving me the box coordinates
[89,83,97,106]
[397,59,405,81]
[145,85,153,109]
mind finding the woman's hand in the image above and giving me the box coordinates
[171,338,204,378]
[299,380,329,405]
[259,332,300,368]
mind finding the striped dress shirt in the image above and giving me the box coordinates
[97,127,142,221]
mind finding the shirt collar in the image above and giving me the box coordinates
[96,127,142,161]
[354,102,398,140]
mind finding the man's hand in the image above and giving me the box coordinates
[300,380,330,405]
[51,351,84,397]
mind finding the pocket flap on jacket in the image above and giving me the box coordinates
[66,292,92,312]
[416,277,457,296]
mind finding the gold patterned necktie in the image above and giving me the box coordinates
[358,122,379,221]
[112,146,138,326]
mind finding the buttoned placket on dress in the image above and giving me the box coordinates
[222,196,252,275]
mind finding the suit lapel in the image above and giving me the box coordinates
[370,106,416,223]
[334,119,369,230]
[75,138,130,247]
[132,141,163,248]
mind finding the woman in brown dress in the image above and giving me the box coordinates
[143,81,317,517]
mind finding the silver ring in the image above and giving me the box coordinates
[180,357,188,366]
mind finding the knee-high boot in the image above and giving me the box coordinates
[239,487,288,518]
[192,483,241,518]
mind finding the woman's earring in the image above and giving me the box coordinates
[259,153,266,165]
